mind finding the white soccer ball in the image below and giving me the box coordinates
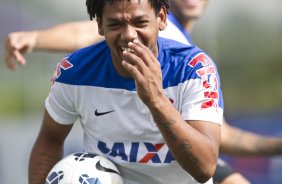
[45,152,124,184]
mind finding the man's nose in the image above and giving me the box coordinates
[121,25,138,42]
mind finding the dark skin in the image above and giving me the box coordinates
[28,1,221,183]
[97,1,220,182]
[29,110,73,184]
[220,118,282,156]
[121,38,220,182]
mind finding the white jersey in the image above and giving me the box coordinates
[46,38,223,184]
[159,19,191,45]
[159,13,194,46]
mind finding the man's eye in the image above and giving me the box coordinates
[135,20,149,27]
[108,22,122,29]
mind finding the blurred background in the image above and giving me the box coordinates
[0,0,281,183]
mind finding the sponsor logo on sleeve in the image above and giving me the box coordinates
[188,53,219,110]
[52,57,73,84]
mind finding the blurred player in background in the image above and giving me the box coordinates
[4,0,282,183]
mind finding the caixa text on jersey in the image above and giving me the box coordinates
[98,140,175,163]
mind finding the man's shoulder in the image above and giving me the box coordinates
[158,37,217,74]
[159,37,219,90]
[158,37,203,58]
[159,19,191,45]
[53,41,110,85]
[68,40,108,62]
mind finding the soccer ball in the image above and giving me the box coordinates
[45,152,124,184]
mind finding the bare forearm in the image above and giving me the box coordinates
[35,21,103,52]
[35,28,77,52]
[121,38,220,182]
[149,99,219,182]
[29,140,64,184]
[220,121,282,156]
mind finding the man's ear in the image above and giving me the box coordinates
[97,18,105,36]
[158,6,167,31]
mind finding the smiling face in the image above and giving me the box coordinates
[97,0,166,76]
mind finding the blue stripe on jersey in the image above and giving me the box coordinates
[56,41,136,90]
[55,37,215,91]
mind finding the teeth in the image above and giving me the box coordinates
[121,46,134,53]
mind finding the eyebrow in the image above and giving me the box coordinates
[107,15,149,22]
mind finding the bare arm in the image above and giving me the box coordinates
[220,118,282,156]
[34,21,103,52]
[121,39,221,183]
[153,108,220,183]
[29,109,73,184]
[5,21,104,70]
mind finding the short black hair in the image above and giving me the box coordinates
[86,0,170,20]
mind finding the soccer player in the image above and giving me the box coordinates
[28,0,223,184]
[5,1,282,184]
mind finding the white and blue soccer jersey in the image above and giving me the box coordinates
[161,12,231,183]
[46,37,223,184]
[159,13,193,45]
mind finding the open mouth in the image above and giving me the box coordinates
[121,46,134,53]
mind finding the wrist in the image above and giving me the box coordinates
[30,30,39,50]
[147,94,172,115]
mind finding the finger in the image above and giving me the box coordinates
[129,39,157,66]
[5,57,16,71]
[4,49,16,71]
[121,60,143,82]
[14,50,26,66]
[4,38,14,70]
[122,50,147,74]
[128,40,161,77]
[127,41,151,67]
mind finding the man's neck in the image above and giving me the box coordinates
[170,11,196,33]
[180,19,196,33]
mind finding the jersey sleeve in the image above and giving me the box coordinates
[181,52,224,125]
[45,82,79,125]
